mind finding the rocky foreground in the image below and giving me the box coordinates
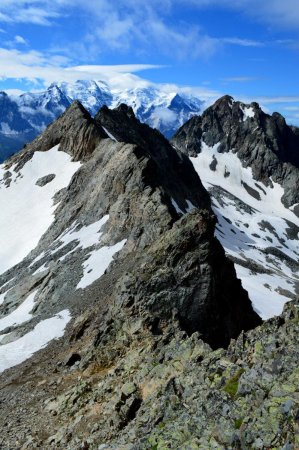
[0,296,298,449]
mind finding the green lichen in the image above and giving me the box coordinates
[234,418,244,429]
[223,368,245,399]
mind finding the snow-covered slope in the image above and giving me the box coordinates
[172,96,299,320]
[190,142,299,319]
[0,145,81,274]
[0,80,204,162]
[0,145,82,373]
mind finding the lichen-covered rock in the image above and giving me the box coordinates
[10,299,297,450]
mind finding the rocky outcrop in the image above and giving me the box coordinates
[6,101,108,170]
[172,95,299,207]
[96,103,211,210]
[0,291,296,449]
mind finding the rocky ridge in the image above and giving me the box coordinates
[173,95,299,207]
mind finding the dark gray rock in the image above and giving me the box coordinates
[172,95,299,207]
[35,173,56,186]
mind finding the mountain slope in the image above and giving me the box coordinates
[0,81,204,162]
[172,96,299,319]
[0,100,297,449]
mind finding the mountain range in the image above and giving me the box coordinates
[0,80,204,162]
[0,94,298,449]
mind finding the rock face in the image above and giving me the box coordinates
[7,100,108,168]
[0,100,262,447]
[172,96,299,320]
[14,298,295,450]
[173,95,299,207]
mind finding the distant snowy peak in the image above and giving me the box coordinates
[56,80,113,116]
[112,87,204,138]
[0,80,205,162]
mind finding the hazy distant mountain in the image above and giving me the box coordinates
[0,80,204,162]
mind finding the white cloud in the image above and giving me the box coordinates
[220,37,263,47]
[254,96,299,105]
[153,107,177,124]
[283,106,299,111]
[14,35,27,45]
[0,47,163,88]
[186,0,299,29]
[0,1,270,62]
[0,0,298,31]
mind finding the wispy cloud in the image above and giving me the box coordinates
[185,0,299,29]
[0,47,163,88]
[255,96,299,104]
[1,0,299,30]
[283,106,299,111]
[14,35,28,45]
[221,76,262,83]
[220,38,263,47]
[0,1,268,62]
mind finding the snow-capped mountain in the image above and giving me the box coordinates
[0,92,37,161]
[172,95,299,319]
[111,86,204,138]
[0,80,204,162]
[57,80,113,116]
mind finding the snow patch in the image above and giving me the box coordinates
[190,141,299,319]
[102,126,118,142]
[171,198,184,215]
[77,239,127,290]
[0,309,71,373]
[171,198,196,215]
[0,291,37,332]
[235,265,291,320]
[53,215,109,261]
[241,106,255,121]
[186,199,196,213]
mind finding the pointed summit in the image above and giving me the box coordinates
[7,101,108,168]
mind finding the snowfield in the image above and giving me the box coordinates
[0,310,71,374]
[77,238,127,290]
[190,142,299,319]
[0,145,81,275]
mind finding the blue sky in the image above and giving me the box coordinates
[0,0,298,124]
